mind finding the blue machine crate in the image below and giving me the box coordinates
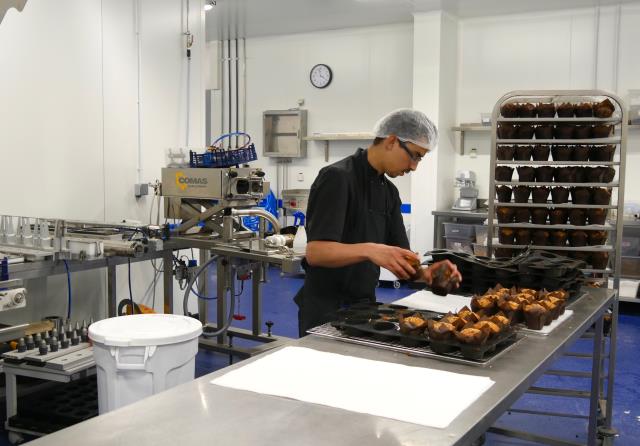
[189,144,257,168]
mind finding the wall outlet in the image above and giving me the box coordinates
[297,172,304,182]
[134,183,149,198]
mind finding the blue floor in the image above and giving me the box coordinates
[3,268,639,445]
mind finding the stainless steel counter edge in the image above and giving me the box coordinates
[26,288,615,446]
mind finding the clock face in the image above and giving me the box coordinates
[310,64,332,88]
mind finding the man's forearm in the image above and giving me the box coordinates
[305,241,372,268]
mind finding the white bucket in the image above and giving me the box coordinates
[89,314,202,413]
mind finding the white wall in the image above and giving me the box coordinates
[238,23,414,203]
[0,0,205,322]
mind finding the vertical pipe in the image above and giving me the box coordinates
[235,38,239,149]
[135,0,143,184]
[220,40,224,144]
[227,39,232,148]
[587,315,604,446]
[243,38,247,136]
[593,6,600,88]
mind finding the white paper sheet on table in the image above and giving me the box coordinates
[211,346,494,429]
[520,310,574,335]
[393,290,472,314]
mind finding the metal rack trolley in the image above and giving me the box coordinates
[486,90,627,444]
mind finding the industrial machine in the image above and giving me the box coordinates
[452,170,479,211]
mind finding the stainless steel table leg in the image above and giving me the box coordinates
[217,257,228,345]
[4,370,17,420]
[251,262,262,336]
[163,251,174,314]
[198,250,211,324]
[588,314,604,446]
[107,261,117,317]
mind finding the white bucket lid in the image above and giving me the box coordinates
[89,314,203,347]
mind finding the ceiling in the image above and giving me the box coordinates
[205,0,639,41]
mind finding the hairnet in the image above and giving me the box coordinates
[373,108,438,150]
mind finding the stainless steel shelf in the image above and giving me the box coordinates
[497,138,620,145]
[495,223,614,231]
[494,202,618,209]
[495,161,620,166]
[495,181,618,187]
[492,243,614,252]
[497,117,622,123]
[619,296,639,303]
[582,268,614,274]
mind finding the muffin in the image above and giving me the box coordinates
[496,145,515,160]
[556,103,575,118]
[555,166,576,183]
[536,103,556,118]
[535,166,554,182]
[569,208,587,226]
[514,145,533,161]
[551,145,571,161]
[513,186,531,203]
[519,103,536,118]
[514,208,531,223]
[516,125,535,139]
[532,229,550,246]
[571,145,590,161]
[588,208,608,225]
[535,125,553,140]
[500,103,519,118]
[550,208,568,225]
[593,125,613,138]
[569,230,589,247]
[575,102,594,117]
[589,145,615,162]
[496,186,513,202]
[550,230,568,246]
[515,229,532,245]
[588,167,615,183]
[533,144,551,161]
[531,208,549,225]
[499,228,516,245]
[591,252,610,269]
[532,187,550,203]
[496,166,515,181]
[551,187,570,204]
[498,124,517,139]
[524,303,549,330]
[554,125,574,139]
[573,126,592,139]
[497,206,515,223]
[517,166,536,182]
[571,187,591,205]
[494,248,514,258]
[589,231,608,245]
[570,251,591,263]
[594,99,615,118]
[591,188,612,205]
[575,167,589,183]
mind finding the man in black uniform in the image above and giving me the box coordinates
[295,109,461,336]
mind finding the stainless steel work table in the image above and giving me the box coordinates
[27,288,614,446]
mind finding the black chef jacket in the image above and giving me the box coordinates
[294,148,410,336]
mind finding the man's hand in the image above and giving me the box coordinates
[422,260,462,287]
[366,244,420,280]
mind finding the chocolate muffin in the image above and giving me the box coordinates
[593,125,613,138]
[500,103,519,118]
[556,103,575,118]
[513,185,531,203]
[498,124,517,139]
[551,187,570,204]
[496,166,514,181]
[589,145,615,162]
[519,103,536,118]
[532,229,550,246]
[589,231,608,245]
[531,208,549,225]
[499,228,516,245]
[588,208,608,225]
[594,99,615,118]
[569,208,587,226]
[495,248,514,259]
[554,125,574,139]
[570,251,591,262]
[497,206,515,223]
[591,188,612,205]
[550,208,568,225]
[573,126,592,139]
[515,208,531,223]
[575,166,589,183]
[515,229,532,245]
[536,103,556,118]
[571,145,590,161]
[496,186,513,202]
[535,166,554,182]
[514,145,533,161]
[588,166,616,183]
[571,187,591,205]
[555,166,576,183]
[551,145,571,161]
[533,144,551,161]
[516,125,535,139]
[517,166,535,182]
[496,145,515,160]
[569,230,589,247]
[550,230,568,246]
[591,252,610,269]
[535,125,553,140]
[532,187,550,203]
[575,102,594,118]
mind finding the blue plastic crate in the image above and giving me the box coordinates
[189,144,257,168]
